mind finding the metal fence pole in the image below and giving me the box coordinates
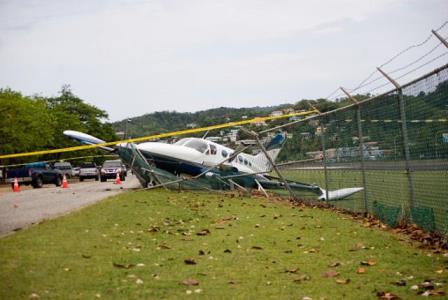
[341,88,369,213]
[241,128,297,201]
[377,68,415,216]
[319,122,330,202]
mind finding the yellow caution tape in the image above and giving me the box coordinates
[0,110,318,160]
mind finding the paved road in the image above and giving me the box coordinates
[0,175,140,236]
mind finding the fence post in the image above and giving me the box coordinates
[340,87,369,214]
[319,122,330,202]
[241,128,297,201]
[377,68,415,218]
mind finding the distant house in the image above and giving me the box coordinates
[300,132,312,140]
[206,136,223,143]
[283,108,296,114]
[270,110,283,117]
[186,123,197,128]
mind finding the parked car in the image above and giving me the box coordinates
[5,162,63,188]
[53,162,74,178]
[100,160,126,182]
[73,167,81,177]
[79,162,99,181]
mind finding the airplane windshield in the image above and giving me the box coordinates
[174,138,191,146]
[184,139,208,153]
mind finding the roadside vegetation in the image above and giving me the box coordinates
[1,190,446,299]
[0,86,116,165]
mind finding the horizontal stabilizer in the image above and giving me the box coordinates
[63,130,115,152]
[318,187,364,201]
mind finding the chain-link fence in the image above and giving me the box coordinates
[278,64,448,235]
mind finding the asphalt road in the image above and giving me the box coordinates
[0,175,140,236]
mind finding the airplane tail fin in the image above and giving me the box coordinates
[63,130,115,152]
[253,132,287,172]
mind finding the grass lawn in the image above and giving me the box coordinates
[281,169,448,232]
[0,190,447,299]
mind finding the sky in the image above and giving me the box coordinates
[0,0,447,121]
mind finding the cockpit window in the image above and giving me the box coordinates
[221,149,228,158]
[238,155,243,163]
[175,138,191,146]
[210,144,217,155]
[184,139,208,153]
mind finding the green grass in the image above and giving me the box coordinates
[282,170,448,232]
[1,190,447,299]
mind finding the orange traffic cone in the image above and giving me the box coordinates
[62,174,69,188]
[13,177,20,192]
[114,172,121,185]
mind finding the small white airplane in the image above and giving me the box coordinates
[64,130,363,200]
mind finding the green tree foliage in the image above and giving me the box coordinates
[0,86,116,165]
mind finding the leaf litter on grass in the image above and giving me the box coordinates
[1,190,447,299]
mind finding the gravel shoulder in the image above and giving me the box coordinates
[0,175,140,236]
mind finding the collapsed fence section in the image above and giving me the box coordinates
[276,65,448,235]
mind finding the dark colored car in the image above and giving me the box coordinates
[100,160,126,182]
[79,162,99,181]
[6,162,63,188]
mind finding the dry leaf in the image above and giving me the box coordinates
[376,291,400,299]
[360,259,376,266]
[328,262,341,267]
[196,229,211,236]
[184,258,197,265]
[356,267,366,274]
[392,279,406,286]
[323,270,339,278]
[181,278,199,286]
[285,267,299,274]
[293,274,311,283]
[335,278,350,284]
[113,262,135,269]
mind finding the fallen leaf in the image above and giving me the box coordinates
[136,278,144,284]
[113,262,135,269]
[376,291,400,299]
[285,267,299,274]
[181,278,199,286]
[335,278,350,284]
[349,243,367,251]
[184,258,197,265]
[228,280,240,285]
[392,279,406,286]
[419,290,446,297]
[356,267,366,274]
[360,259,376,266]
[196,229,211,236]
[158,244,171,250]
[293,274,311,283]
[81,254,92,259]
[328,262,341,267]
[29,293,40,299]
[323,270,339,278]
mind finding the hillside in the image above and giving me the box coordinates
[112,105,294,138]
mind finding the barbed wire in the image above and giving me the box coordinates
[324,87,341,100]
[395,51,448,82]
[324,20,448,99]
[388,42,445,75]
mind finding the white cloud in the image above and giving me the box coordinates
[0,0,446,120]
